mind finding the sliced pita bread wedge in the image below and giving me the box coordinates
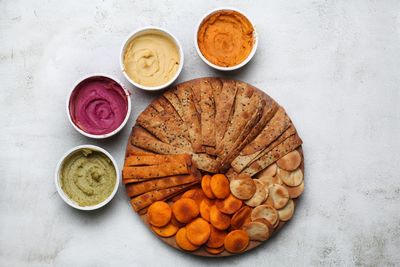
[214,79,237,152]
[125,154,191,167]
[163,89,185,119]
[199,79,216,147]
[136,105,192,151]
[231,124,297,173]
[241,107,291,155]
[242,134,303,176]
[192,153,219,173]
[123,162,190,179]
[219,92,265,171]
[131,182,197,212]
[216,82,257,156]
[125,174,199,197]
[131,126,189,155]
[126,142,155,156]
[175,83,204,152]
[221,94,278,165]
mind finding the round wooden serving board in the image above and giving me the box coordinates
[123,77,305,257]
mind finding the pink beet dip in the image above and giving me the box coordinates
[69,76,129,135]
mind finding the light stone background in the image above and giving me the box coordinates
[1,0,400,266]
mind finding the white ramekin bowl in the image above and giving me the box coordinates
[55,145,120,211]
[120,26,184,91]
[67,73,131,139]
[194,7,258,71]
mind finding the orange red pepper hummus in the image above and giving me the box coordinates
[197,10,254,67]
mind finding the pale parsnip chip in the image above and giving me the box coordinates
[285,181,304,198]
[229,174,256,200]
[278,168,303,187]
[251,205,278,226]
[244,180,267,207]
[276,150,302,171]
[278,199,295,221]
[269,184,289,209]
[243,221,271,241]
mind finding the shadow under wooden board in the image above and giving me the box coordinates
[123,77,305,257]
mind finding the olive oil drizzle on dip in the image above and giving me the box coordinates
[61,148,116,207]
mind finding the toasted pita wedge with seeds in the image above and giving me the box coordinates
[130,183,196,212]
[198,79,216,147]
[214,79,238,152]
[242,134,303,176]
[241,107,291,155]
[244,180,267,207]
[192,153,219,173]
[125,174,198,197]
[278,199,295,221]
[216,83,258,157]
[136,105,192,150]
[175,83,204,152]
[231,124,297,173]
[220,93,278,170]
[131,126,189,155]
[125,154,191,167]
[123,162,190,179]
[219,92,265,171]
[126,143,155,156]
[163,89,185,119]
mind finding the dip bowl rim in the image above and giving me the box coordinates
[194,7,259,71]
[120,26,184,91]
[55,145,120,211]
[66,73,132,139]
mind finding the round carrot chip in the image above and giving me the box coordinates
[210,174,230,199]
[209,205,231,230]
[224,230,249,253]
[172,198,199,224]
[205,246,224,255]
[231,206,252,230]
[215,194,242,214]
[201,175,215,199]
[151,223,179,238]
[175,227,199,251]
[147,201,172,227]
[200,198,215,222]
[206,226,227,248]
[186,217,211,246]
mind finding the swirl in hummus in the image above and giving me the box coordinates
[197,10,254,67]
[69,76,128,135]
[123,31,180,87]
[61,148,116,207]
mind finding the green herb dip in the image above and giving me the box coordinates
[61,148,116,206]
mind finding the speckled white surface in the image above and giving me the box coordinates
[1,0,400,266]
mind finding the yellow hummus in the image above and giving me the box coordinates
[197,10,254,67]
[60,148,116,207]
[123,31,180,87]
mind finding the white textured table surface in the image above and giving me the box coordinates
[1,1,400,266]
